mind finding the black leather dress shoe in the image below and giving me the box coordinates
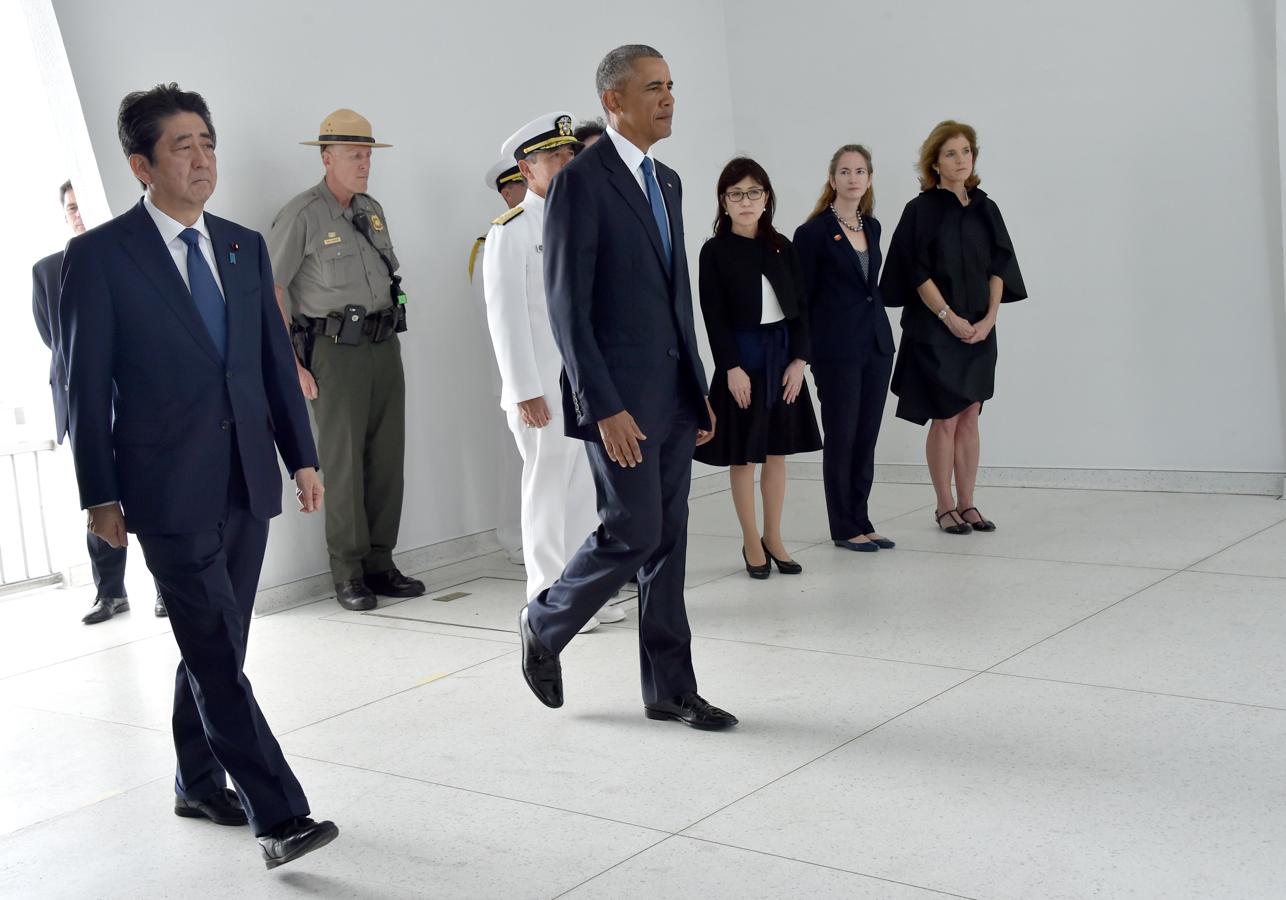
[174,788,248,826]
[518,606,563,708]
[258,816,339,870]
[82,596,128,625]
[364,568,426,598]
[335,579,377,611]
[644,692,739,730]
[154,593,168,618]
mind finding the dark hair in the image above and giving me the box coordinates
[117,83,216,188]
[595,44,662,110]
[712,156,784,248]
[807,144,875,220]
[59,180,73,207]
[574,118,605,142]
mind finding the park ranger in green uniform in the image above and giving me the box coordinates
[268,108,425,611]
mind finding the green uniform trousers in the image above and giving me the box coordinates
[308,333,405,583]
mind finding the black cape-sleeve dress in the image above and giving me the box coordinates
[881,187,1027,425]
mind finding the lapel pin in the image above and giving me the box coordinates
[833,234,842,241]
[229,241,239,264]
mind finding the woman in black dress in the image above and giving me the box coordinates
[793,145,896,553]
[881,121,1027,534]
[695,157,822,579]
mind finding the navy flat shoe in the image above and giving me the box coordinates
[833,539,879,553]
[870,537,896,549]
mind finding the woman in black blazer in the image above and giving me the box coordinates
[793,144,896,552]
[695,157,822,578]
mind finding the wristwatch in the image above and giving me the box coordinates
[937,307,948,320]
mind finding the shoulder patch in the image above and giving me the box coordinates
[491,206,524,226]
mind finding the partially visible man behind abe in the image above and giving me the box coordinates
[518,45,737,730]
[59,83,337,869]
[31,181,166,623]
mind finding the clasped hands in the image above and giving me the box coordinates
[87,469,324,548]
[945,312,995,344]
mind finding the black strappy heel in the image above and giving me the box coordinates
[935,509,973,535]
[958,507,996,532]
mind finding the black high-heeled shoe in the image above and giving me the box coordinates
[761,540,802,574]
[743,546,771,580]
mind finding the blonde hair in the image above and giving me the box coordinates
[917,120,980,191]
[807,144,874,220]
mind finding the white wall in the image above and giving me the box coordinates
[726,0,1286,473]
[52,0,738,589]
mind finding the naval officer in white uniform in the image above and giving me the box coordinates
[483,112,625,628]
[470,158,527,565]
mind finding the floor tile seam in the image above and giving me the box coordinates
[593,624,985,674]
[675,835,979,899]
[1183,567,1286,581]
[312,613,519,646]
[552,833,681,899]
[277,648,517,736]
[4,701,172,735]
[284,752,676,837]
[671,670,987,837]
[980,669,1286,713]
[1177,516,1286,574]
[0,773,172,841]
[978,569,1181,673]
[0,631,177,683]
[854,544,1183,573]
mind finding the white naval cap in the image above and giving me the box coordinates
[500,111,581,163]
[484,157,524,192]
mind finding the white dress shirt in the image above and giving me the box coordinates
[143,195,225,300]
[605,124,668,220]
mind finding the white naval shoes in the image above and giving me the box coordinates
[576,616,601,634]
[596,603,626,624]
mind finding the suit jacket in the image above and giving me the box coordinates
[542,134,710,443]
[31,249,70,442]
[697,231,810,371]
[793,213,895,362]
[60,199,318,534]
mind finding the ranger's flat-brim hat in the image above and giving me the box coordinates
[501,111,581,162]
[484,157,524,192]
[301,108,392,148]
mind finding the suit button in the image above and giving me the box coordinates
[867,296,873,303]
[219,419,231,430]
[667,348,679,359]
[226,372,232,379]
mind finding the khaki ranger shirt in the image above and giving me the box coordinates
[267,178,400,318]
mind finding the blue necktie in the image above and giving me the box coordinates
[640,157,672,265]
[178,228,227,361]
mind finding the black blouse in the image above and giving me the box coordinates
[697,231,810,371]
[880,187,1027,340]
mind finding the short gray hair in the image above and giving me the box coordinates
[595,44,663,101]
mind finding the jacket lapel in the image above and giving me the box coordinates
[119,200,222,365]
[599,140,671,276]
[826,215,872,291]
[206,215,241,358]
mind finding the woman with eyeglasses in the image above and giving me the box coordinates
[695,157,821,579]
[793,145,896,553]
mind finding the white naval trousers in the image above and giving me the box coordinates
[493,412,524,554]
[506,409,600,602]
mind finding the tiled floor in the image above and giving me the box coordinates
[2,480,1286,899]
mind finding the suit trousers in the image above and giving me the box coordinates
[137,481,309,836]
[506,408,599,602]
[812,353,894,539]
[87,530,127,599]
[528,367,700,705]
[309,334,406,583]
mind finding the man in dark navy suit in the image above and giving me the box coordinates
[32,180,167,624]
[518,45,738,730]
[60,84,337,868]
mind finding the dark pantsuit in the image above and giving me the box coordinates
[529,371,699,706]
[87,532,127,599]
[813,355,893,539]
[138,493,309,837]
[309,334,406,583]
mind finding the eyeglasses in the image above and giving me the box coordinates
[723,188,766,203]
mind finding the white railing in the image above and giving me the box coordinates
[0,439,59,593]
